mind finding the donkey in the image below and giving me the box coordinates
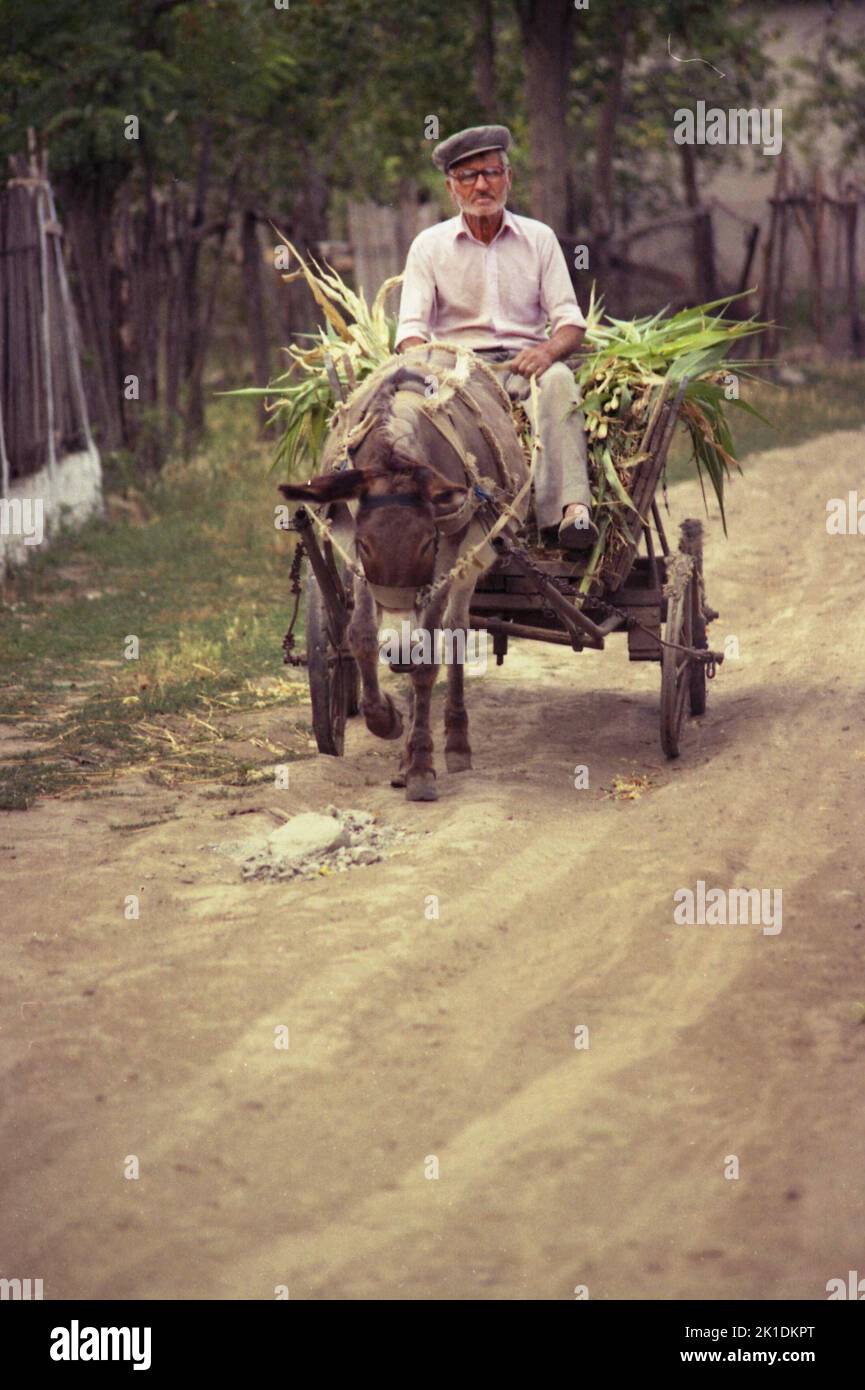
[279,346,528,801]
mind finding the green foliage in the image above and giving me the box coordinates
[570,0,773,221]
[790,20,865,168]
[579,290,767,535]
[225,242,402,476]
[0,0,777,217]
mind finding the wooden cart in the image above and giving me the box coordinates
[286,374,722,760]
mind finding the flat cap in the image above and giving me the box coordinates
[431,124,512,173]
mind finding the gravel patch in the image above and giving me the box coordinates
[209,806,411,881]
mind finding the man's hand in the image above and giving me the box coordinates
[397,336,427,353]
[511,325,585,378]
[509,343,556,379]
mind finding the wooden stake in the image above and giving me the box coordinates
[45,183,95,456]
[813,166,825,345]
[846,188,863,358]
[32,144,57,480]
[759,155,787,358]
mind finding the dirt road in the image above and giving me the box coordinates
[3,428,865,1300]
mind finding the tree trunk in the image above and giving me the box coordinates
[182,170,238,456]
[475,0,496,118]
[678,142,717,302]
[283,151,331,338]
[163,186,189,448]
[590,35,628,283]
[181,122,213,443]
[241,209,271,433]
[515,0,575,232]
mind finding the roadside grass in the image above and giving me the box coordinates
[0,400,311,809]
[3,362,864,811]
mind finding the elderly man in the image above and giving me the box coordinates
[396,123,597,550]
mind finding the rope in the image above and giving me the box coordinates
[417,376,541,608]
[282,541,307,665]
[303,501,364,583]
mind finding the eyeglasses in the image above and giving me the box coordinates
[449,166,507,186]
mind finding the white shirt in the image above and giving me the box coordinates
[395,208,586,352]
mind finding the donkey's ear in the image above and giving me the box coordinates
[278,469,367,504]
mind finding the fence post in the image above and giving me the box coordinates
[813,166,825,346]
[846,188,863,358]
[46,184,95,457]
[759,154,788,360]
[34,167,57,481]
[0,396,9,499]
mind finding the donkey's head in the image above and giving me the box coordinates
[279,427,470,640]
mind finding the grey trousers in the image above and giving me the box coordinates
[475,349,592,529]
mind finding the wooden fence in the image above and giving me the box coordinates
[759,157,863,358]
[0,149,93,492]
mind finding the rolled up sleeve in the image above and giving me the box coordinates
[395,237,435,347]
[539,230,586,335]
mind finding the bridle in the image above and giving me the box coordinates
[357,487,482,611]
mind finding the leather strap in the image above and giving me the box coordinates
[359,493,427,512]
[366,582,422,609]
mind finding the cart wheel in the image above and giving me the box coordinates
[681,518,708,717]
[660,572,694,759]
[306,572,359,757]
[689,595,708,717]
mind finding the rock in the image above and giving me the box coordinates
[268,812,349,866]
[778,365,806,386]
[213,836,271,865]
[353,847,380,866]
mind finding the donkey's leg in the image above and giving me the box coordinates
[405,662,439,801]
[390,684,414,788]
[402,586,453,799]
[444,589,473,773]
[348,578,403,741]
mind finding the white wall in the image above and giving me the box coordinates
[0,444,102,576]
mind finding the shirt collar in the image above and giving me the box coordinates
[453,207,520,245]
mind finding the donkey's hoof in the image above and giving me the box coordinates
[390,768,407,789]
[364,695,403,741]
[406,771,438,802]
[445,749,473,773]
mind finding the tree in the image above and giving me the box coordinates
[513,0,577,231]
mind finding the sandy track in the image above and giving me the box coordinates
[2,429,865,1300]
